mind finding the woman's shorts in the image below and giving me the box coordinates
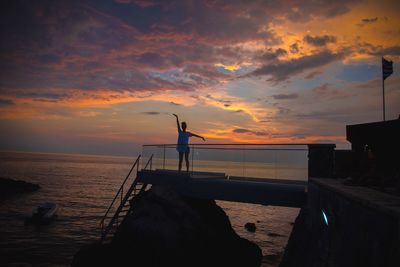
[176,145,190,153]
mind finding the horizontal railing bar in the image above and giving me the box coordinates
[143,143,317,146]
[189,147,308,151]
[143,146,308,151]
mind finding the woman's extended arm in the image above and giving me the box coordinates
[191,133,206,141]
[173,114,181,132]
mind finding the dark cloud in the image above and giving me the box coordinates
[141,111,161,115]
[87,0,276,44]
[232,128,252,133]
[35,54,61,64]
[0,99,15,106]
[380,46,400,56]
[312,83,330,94]
[277,106,291,115]
[205,94,232,105]
[212,0,355,23]
[17,92,69,102]
[304,70,322,79]
[312,83,353,99]
[249,50,345,81]
[356,43,400,57]
[0,0,373,99]
[271,93,299,100]
[357,17,378,26]
[362,17,378,23]
[232,128,268,136]
[257,48,287,62]
[184,64,230,80]
[169,101,181,106]
[289,43,300,54]
[303,35,336,46]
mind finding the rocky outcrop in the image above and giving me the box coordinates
[0,177,40,200]
[73,185,262,267]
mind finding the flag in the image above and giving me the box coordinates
[382,57,393,80]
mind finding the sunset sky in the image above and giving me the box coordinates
[0,0,399,156]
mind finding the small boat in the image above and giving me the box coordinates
[25,202,59,224]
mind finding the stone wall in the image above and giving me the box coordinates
[281,178,400,267]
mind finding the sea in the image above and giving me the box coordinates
[0,151,300,267]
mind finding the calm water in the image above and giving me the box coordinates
[0,151,299,266]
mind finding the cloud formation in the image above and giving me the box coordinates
[357,17,378,26]
[1,0,399,154]
[232,128,268,136]
[271,93,299,100]
[249,50,345,81]
[303,35,337,46]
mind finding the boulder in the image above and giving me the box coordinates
[73,185,262,267]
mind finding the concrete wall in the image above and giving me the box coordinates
[281,178,400,267]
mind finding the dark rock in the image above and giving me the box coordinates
[244,222,256,232]
[73,185,262,267]
[267,232,282,237]
[263,252,282,265]
[279,207,315,267]
[0,177,40,200]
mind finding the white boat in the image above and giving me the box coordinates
[26,202,59,224]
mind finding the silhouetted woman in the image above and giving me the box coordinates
[173,114,205,172]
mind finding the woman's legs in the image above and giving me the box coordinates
[178,152,183,171]
[185,149,190,172]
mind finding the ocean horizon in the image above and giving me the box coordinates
[0,151,299,266]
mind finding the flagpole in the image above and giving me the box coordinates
[382,56,393,121]
[382,75,385,121]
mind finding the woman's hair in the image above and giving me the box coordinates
[181,121,187,130]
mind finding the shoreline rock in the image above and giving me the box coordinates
[0,177,40,201]
[73,185,262,267]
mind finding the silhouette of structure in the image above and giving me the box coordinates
[100,143,335,241]
[345,119,400,187]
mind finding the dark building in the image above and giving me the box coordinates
[345,119,400,187]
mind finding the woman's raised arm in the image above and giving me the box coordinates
[173,114,181,132]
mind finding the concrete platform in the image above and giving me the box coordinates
[137,169,307,208]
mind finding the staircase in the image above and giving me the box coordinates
[100,154,153,242]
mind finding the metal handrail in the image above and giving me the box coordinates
[143,154,154,170]
[100,155,141,229]
[143,143,330,146]
[183,147,307,151]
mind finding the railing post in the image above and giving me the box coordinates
[274,149,277,179]
[242,144,245,178]
[308,144,336,178]
[121,186,123,205]
[191,144,194,174]
[163,145,166,170]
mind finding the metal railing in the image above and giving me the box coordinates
[100,155,141,240]
[100,154,156,241]
[142,143,309,181]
